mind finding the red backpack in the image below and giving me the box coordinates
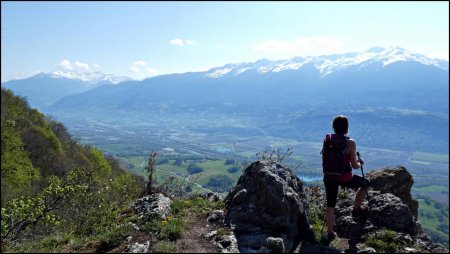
[321,134,350,176]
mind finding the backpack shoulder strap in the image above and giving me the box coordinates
[320,134,332,154]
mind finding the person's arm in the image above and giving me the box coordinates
[348,139,363,169]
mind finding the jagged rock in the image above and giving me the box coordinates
[403,247,420,253]
[203,191,223,202]
[205,230,240,253]
[356,247,376,253]
[224,160,311,253]
[368,193,415,234]
[334,215,365,239]
[332,166,449,254]
[334,189,416,240]
[395,233,414,244]
[367,166,419,220]
[427,243,449,253]
[126,241,150,253]
[127,222,140,231]
[266,237,285,253]
[411,235,449,253]
[207,210,225,223]
[131,193,172,219]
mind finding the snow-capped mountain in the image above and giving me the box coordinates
[49,70,132,85]
[1,71,133,110]
[204,47,449,78]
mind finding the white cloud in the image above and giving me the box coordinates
[133,60,148,67]
[93,64,101,68]
[58,59,73,70]
[74,61,90,71]
[128,61,158,76]
[57,59,91,71]
[253,36,346,57]
[170,38,195,46]
[129,66,140,73]
[170,38,184,46]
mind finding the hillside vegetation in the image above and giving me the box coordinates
[1,88,145,251]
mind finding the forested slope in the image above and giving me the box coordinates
[1,88,145,250]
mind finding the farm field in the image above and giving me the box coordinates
[66,118,448,205]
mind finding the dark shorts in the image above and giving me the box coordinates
[323,174,370,208]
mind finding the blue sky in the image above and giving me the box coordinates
[1,1,448,81]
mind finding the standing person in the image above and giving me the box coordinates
[320,115,370,244]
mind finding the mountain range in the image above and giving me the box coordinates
[2,47,448,153]
[1,71,131,109]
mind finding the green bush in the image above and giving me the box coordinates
[158,241,177,253]
[205,175,233,192]
[227,166,240,173]
[170,196,224,216]
[224,159,235,165]
[366,229,401,253]
[97,223,133,251]
[187,164,204,174]
[142,216,186,241]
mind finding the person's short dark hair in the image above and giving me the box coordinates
[332,115,349,134]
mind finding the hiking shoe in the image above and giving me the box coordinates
[320,232,337,246]
[327,232,337,242]
[352,204,369,217]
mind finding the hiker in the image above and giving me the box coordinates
[320,115,370,243]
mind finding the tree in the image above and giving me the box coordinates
[187,164,204,174]
[145,152,159,195]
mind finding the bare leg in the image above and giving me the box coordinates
[353,187,367,210]
[325,207,335,234]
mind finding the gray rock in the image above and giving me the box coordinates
[224,161,311,253]
[205,230,240,253]
[367,166,419,220]
[356,247,376,253]
[413,221,422,235]
[428,243,449,253]
[335,215,364,239]
[126,241,150,253]
[232,189,247,204]
[127,222,140,231]
[266,237,284,253]
[131,193,172,219]
[204,192,223,202]
[205,230,218,240]
[368,193,415,234]
[403,247,420,253]
[207,210,225,223]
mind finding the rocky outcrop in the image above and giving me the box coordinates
[205,164,448,253]
[367,166,419,219]
[332,166,448,253]
[131,193,172,219]
[368,192,415,234]
[223,160,311,253]
[334,190,416,237]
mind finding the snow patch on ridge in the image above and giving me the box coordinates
[203,47,448,79]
